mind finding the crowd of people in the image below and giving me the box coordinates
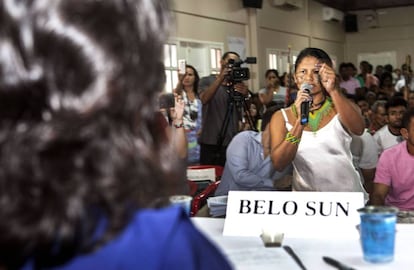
[1,0,414,268]
[170,45,414,215]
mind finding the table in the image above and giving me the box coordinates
[192,217,414,270]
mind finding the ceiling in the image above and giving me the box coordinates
[313,0,414,12]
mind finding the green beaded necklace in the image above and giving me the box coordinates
[308,97,333,132]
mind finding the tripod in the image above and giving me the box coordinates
[216,85,257,161]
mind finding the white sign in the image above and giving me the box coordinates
[223,191,364,238]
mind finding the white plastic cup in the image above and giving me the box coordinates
[170,195,192,216]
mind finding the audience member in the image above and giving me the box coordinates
[259,69,287,109]
[258,70,282,116]
[379,72,395,98]
[339,62,361,97]
[374,64,384,80]
[351,130,379,194]
[407,91,414,109]
[366,63,380,92]
[350,62,359,77]
[373,96,408,154]
[281,72,298,106]
[376,91,389,101]
[0,1,232,269]
[354,86,368,101]
[370,109,414,210]
[356,97,371,128]
[174,65,203,164]
[198,51,249,166]
[280,71,288,87]
[368,100,387,135]
[215,107,292,196]
[159,93,188,159]
[393,68,402,85]
[356,61,368,87]
[384,64,393,74]
[269,48,366,194]
[365,91,377,107]
[395,63,414,93]
[357,61,379,90]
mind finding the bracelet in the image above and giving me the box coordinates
[285,131,300,145]
[173,121,184,128]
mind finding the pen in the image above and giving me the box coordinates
[322,256,357,270]
[283,245,307,270]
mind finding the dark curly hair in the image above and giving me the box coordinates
[0,0,185,268]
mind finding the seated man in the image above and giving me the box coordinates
[373,96,407,154]
[215,106,292,196]
[370,109,414,210]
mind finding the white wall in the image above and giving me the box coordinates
[170,0,247,45]
[169,0,414,90]
[257,0,345,86]
[345,6,414,69]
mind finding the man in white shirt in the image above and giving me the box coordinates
[374,97,407,154]
[351,129,378,194]
[394,64,414,92]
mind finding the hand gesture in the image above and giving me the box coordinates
[317,63,337,94]
[170,94,185,121]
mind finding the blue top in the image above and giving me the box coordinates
[183,95,202,164]
[22,206,232,270]
[215,130,291,196]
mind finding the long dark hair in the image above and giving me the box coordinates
[186,64,200,95]
[0,0,184,268]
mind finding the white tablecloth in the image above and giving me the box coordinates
[192,217,414,270]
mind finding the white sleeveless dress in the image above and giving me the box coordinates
[281,109,367,195]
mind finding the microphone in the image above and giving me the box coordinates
[300,83,313,125]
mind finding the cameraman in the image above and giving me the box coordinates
[198,51,249,166]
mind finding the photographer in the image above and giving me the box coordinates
[198,51,249,166]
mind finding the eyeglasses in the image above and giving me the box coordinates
[295,69,320,82]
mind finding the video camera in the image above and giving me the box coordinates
[226,57,257,84]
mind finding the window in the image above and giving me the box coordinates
[268,53,278,70]
[164,43,178,93]
[266,49,298,75]
[210,47,222,74]
[163,40,224,92]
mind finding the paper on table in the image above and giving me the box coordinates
[223,247,299,270]
[207,195,228,217]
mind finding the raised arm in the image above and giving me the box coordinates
[269,110,304,171]
[269,82,313,171]
[319,63,365,135]
[173,72,185,95]
[199,69,226,105]
[169,94,187,159]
